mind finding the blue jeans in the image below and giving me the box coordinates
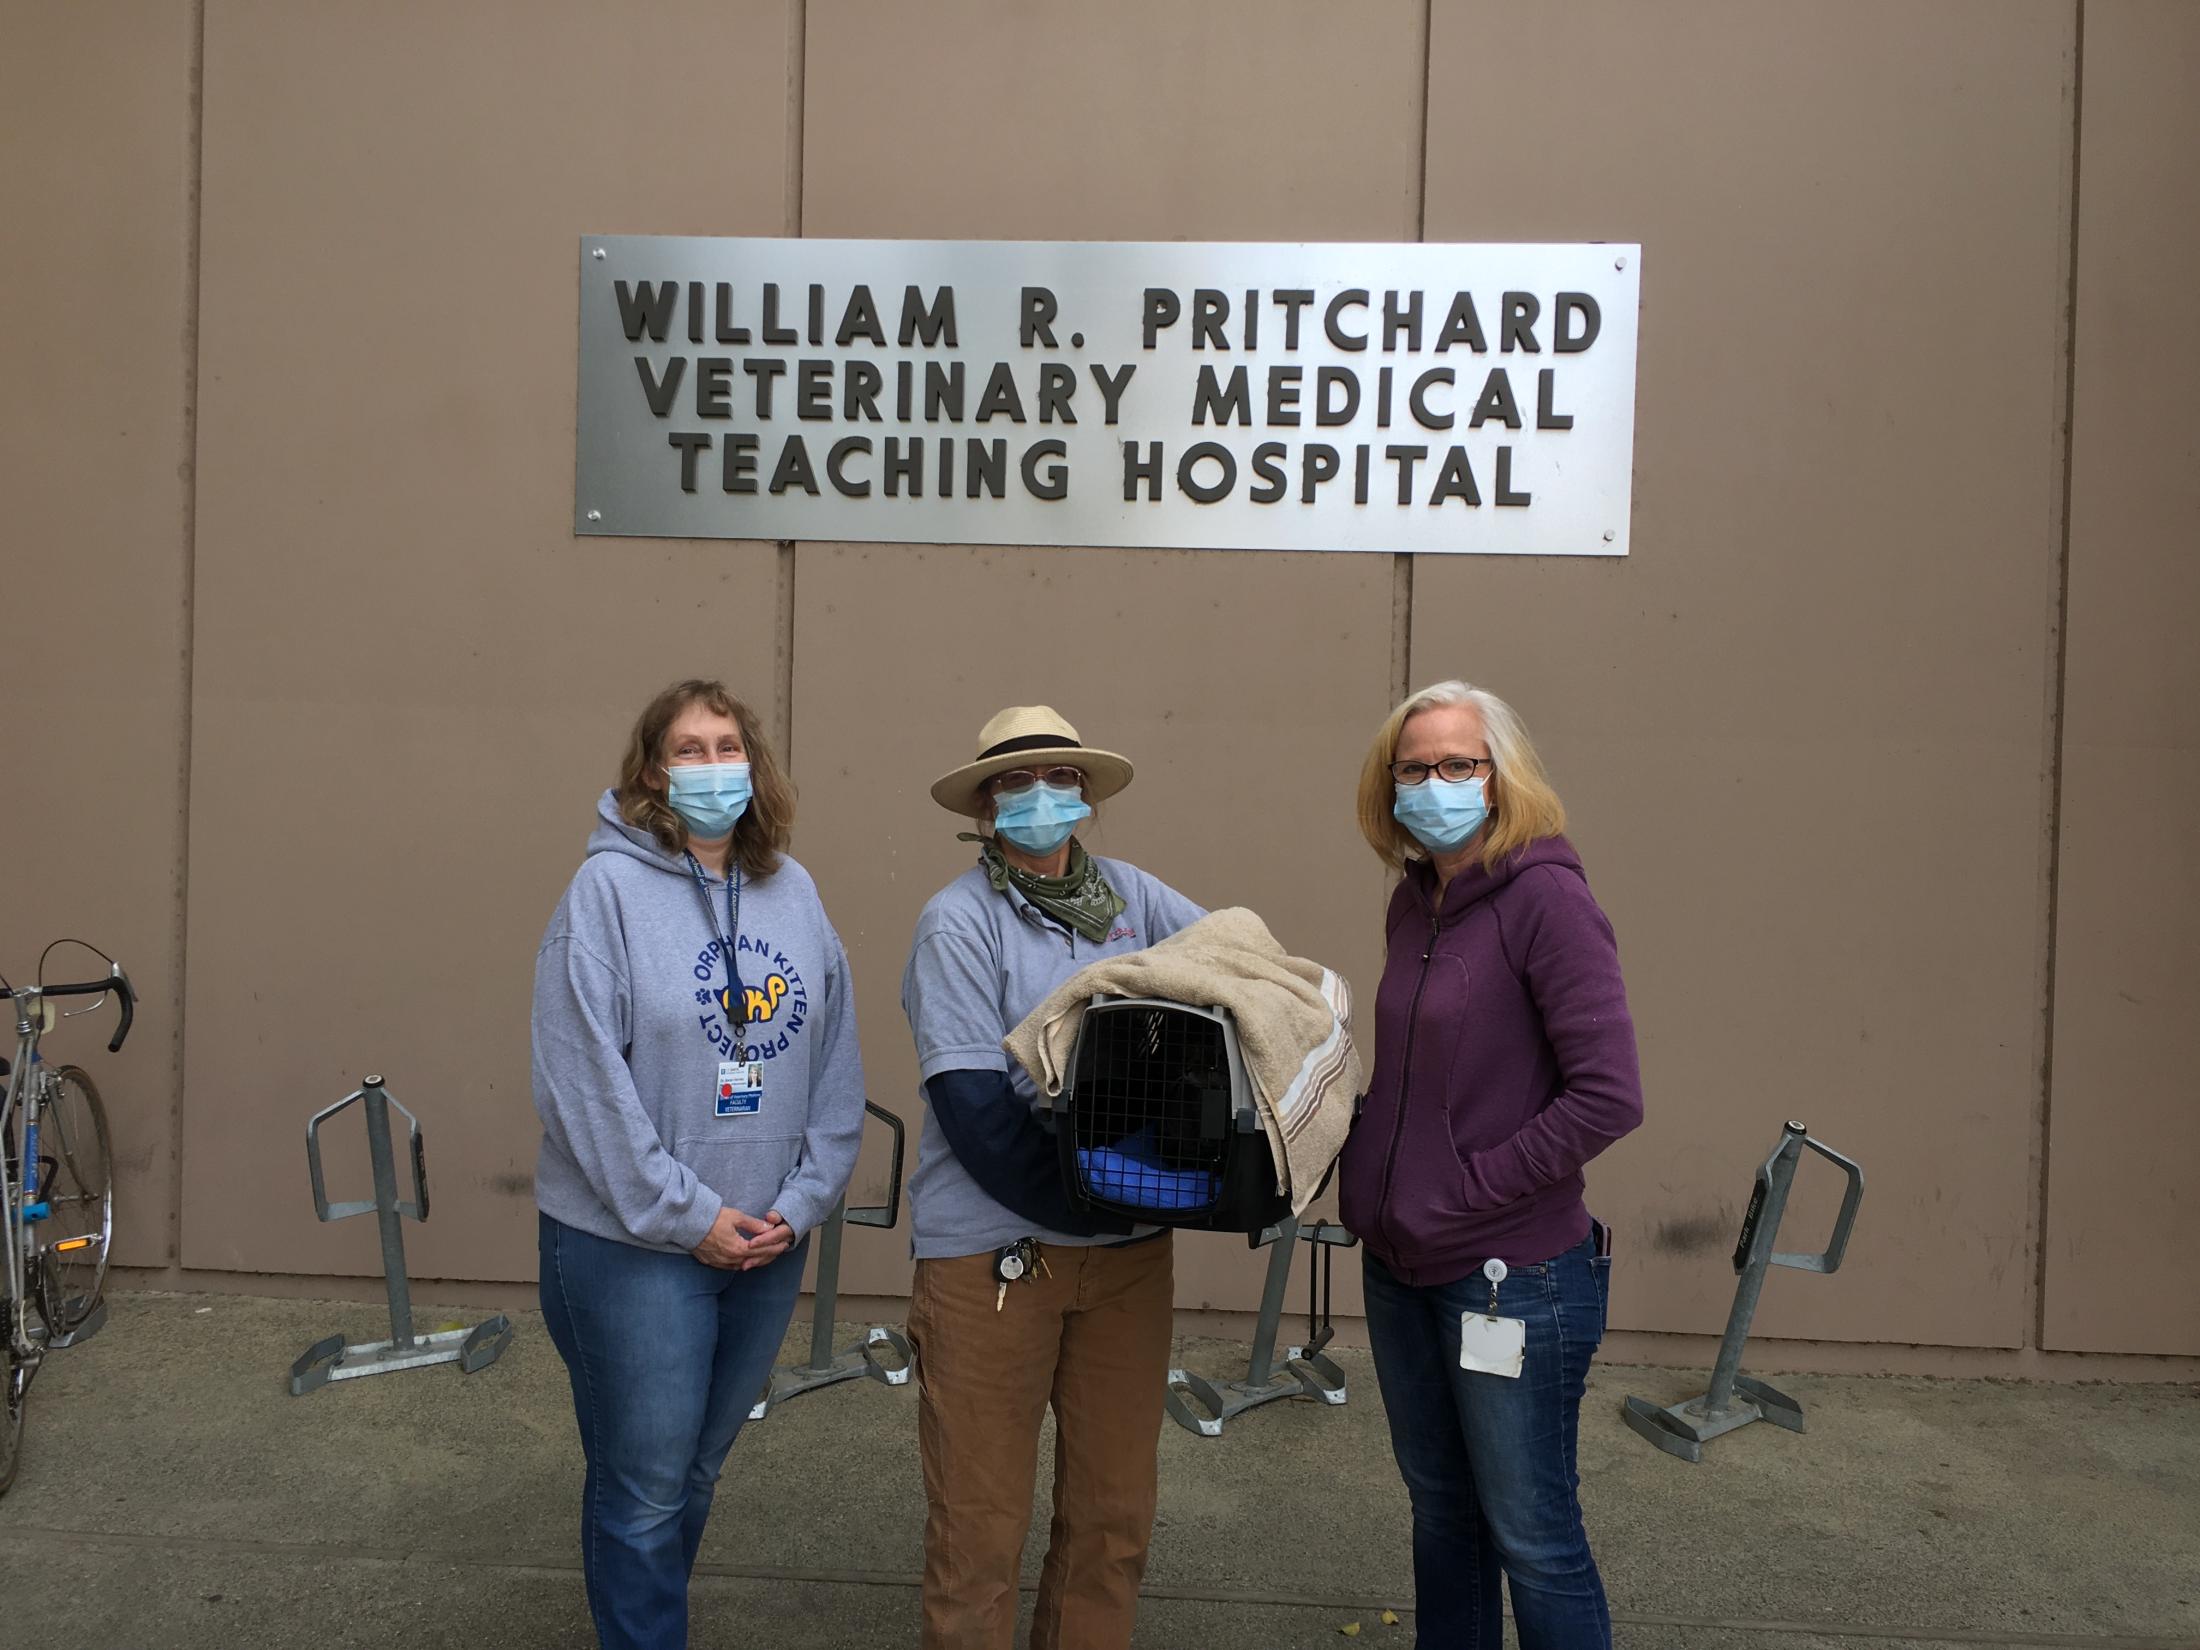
[539,1212,808,1650]
[1362,1232,1613,1650]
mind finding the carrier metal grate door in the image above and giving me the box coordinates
[1066,1001,1235,1214]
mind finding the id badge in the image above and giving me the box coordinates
[1458,1311,1527,1378]
[1458,1257,1527,1378]
[715,1060,764,1118]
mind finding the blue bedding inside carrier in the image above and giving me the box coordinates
[1074,1127,1221,1211]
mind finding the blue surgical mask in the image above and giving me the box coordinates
[991,781,1091,856]
[665,762,752,840]
[1393,774,1488,854]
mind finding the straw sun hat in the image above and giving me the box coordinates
[928,706,1135,817]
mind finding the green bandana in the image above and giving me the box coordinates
[960,833,1127,944]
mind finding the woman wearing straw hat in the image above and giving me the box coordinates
[899,706,1205,1650]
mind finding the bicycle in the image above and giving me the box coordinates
[2,940,134,1496]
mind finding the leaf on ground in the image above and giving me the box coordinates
[1380,1609,1401,1626]
[1338,1624,1361,1637]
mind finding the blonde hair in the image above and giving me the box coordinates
[615,679,793,880]
[1356,680,1567,872]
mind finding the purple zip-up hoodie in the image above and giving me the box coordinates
[1339,834,1643,1286]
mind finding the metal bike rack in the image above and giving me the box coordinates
[1165,1216,1357,1437]
[1623,1120,1864,1462]
[39,1304,108,1352]
[749,1100,911,1421]
[288,1074,512,1396]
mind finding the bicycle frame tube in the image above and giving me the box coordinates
[4,993,44,1361]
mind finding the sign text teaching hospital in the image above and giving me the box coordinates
[575,238,1641,556]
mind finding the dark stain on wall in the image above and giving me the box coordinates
[1651,1210,1734,1256]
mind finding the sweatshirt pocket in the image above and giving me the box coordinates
[676,1132,804,1221]
[1396,1131,1478,1226]
[1382,1094,1480,1238]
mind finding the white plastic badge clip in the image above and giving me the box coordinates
[1459,1257,1527,1378]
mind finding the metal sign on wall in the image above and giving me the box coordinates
[575,237,1640,555]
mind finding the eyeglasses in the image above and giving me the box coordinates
[1390,756,1492,786]
[986,765,1086,798]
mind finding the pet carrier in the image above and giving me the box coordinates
[1054,995,1289,1236]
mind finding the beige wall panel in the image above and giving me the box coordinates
[798,0,1424,1310]
[802,0,1426,242]
[0,4,195,1265]
[182,1,796,1278]
[2042,2,2200,1355]
[1418,2,2074,1346]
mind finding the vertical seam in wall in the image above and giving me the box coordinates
[777,538,797,765]
[170,0,208,1275]
[2032,0,2085,1352]
[1410,0,1432,243]
[1393,0,1433,704]
[784,0,805,240]
[775,0,806,762]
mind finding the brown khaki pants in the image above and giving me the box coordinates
[905,1235,1174,1650]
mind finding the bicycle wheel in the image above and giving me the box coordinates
[33,1065,112,1333]
[1,1299,25,1496]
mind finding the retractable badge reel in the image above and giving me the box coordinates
[1459,1258,1527,1378]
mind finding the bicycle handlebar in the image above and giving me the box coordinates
[38,967,137,1052]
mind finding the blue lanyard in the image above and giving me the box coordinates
[685,853,749,1059]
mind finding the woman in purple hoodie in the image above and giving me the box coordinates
[1339,679,1643,1650]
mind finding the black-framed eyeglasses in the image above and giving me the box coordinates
[1390,756,1492,786]
[986,765,1087,798]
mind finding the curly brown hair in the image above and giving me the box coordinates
[614,680,793,880]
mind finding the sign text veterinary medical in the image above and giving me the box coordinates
[575,238,1640,555]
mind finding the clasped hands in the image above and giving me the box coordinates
[693,1205,796,1271]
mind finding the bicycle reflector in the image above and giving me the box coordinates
[51,1237,95,1253]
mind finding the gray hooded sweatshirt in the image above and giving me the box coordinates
[532,790,865,1252]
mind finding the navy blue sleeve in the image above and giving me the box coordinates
[926,1070,1133,1238]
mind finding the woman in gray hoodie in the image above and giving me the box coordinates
[532,678,865,1650]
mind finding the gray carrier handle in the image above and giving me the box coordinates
[305,1075,429,1223]
[843,1100,906,1230]
[1731,1120,1864,1277]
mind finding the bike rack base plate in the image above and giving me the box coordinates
[1164,1347,1349,1438]
[460,1314,514,1374]
[289,1319,511,1397]
[41,1298,108,1352]
[748,1326,912,1422]
[1622,1375,1808,1464]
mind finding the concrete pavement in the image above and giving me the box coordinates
[1,1290,2194,1649]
